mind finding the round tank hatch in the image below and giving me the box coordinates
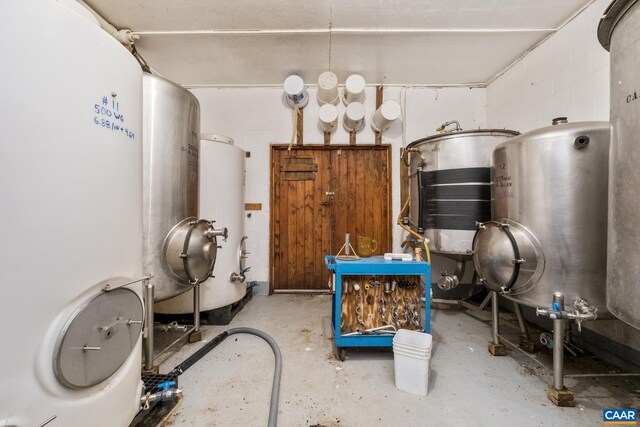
[53,287,143,389]
[164,218,221,284]
[472,220,545,295]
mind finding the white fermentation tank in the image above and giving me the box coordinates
[0,1,144,426]
[156,135,249,314]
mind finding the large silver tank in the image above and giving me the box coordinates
[408,129,518,256]
[598,0,640,329]
[143,74,225,302]
[472,121,610,312]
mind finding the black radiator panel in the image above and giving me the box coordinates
[417,167,492,231]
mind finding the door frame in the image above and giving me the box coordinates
[269,144,392,293]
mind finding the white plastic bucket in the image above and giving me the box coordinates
[317,71,339,105]
[393,330,432,396]
[343,102,365,132]
[318,103,339,133]
[371,99,402,132]
[343,74,366,105]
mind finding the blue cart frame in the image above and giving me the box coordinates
[325,255,431,360]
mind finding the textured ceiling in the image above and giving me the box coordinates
[85,0,593,86]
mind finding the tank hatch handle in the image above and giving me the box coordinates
[498,222,523,293]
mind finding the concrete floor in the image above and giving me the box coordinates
[158,295,640,427]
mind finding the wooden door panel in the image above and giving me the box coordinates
[330,149,391,256]
[271,146,391,291]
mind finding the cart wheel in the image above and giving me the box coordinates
[335,347,347,361]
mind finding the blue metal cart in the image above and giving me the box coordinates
[325,255,431,361]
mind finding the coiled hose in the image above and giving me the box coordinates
[170,327,282,427]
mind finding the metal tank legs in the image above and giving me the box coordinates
[488,291,507,356]
[547,315,576,406]
[142,279,204,373]
[143,278,156,373]
[189,283,202,343]
[536,292,598,406]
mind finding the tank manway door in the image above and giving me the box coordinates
[472,220,545,295]
[53,287,143,389]
[164,218,228,284]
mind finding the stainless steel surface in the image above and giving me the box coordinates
[143,73,202,302]
[473,121,610,312]
[193,283,201,332]
[553,318,564,390]
[552,293,565,390]
[238,235,249,273]
[53,287,143,388]
[102,275,152,292]
[163,219,221,284]
[473,220,544,294]
[408,129,518,256]
[492,291,500,344]
[143,279,154,371]
[599,0,640,329]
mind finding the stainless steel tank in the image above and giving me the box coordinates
[472,121,610,313]
[407,129,518,257]
[143,73,227,302]
[598,0,640,329]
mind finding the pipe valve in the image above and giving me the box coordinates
[206,224,228,241]
[536,298,597,332]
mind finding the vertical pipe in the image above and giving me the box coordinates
[143,278,154,371]
[491,291,500,344]
[553,319,564,389]
[193,283,201,332]
[552,292,565,390]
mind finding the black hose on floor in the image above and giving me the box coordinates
[169,327,282,427]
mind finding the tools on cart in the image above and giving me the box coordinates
[343,274,422,334]
[326,255,431,361]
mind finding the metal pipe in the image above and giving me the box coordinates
[143,278,155,371]
[553,318,564,390]
[154,325,197,360]
[565,373,640,378]
[552,292,565,390]
[492,291,500,344]
[193,283,201,333]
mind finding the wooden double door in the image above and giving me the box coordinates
[271,145,392,291]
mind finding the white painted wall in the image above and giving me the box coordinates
[191,86,486,283]
[486,0,610,131]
